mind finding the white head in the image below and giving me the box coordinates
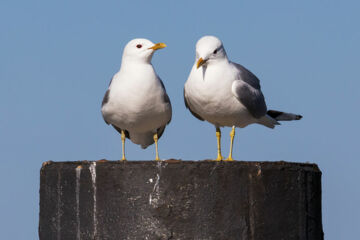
[195,36,227,69]
[122,38,166,63]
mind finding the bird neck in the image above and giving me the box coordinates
[122,54,153,65]
[119,60,155,77]
[207,57,229,67]
[120,57,153,70]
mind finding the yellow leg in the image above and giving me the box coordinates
[121,130,126,161]
[216,127,223,161]
[153,133,160,161]
[226,126,235,161]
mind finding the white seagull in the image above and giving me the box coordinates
[102,38,172,161]
[184,36,302,161]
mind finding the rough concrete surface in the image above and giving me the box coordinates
[39,160,323,240]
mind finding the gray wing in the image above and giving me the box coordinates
[231,63,267,118]
[112,124,130,139]
[233,63,261,89]
[184,88,204,121]
[159,78,172,124]
[102,89,110,108]
[101,77,113,124]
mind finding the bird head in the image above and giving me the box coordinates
[195,36,227,69]
[122,38,166,63]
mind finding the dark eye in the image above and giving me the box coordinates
[213,49,218,54]
[136,44,142,48]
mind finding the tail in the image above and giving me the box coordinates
[267,110,303,121]
[129,131,155,149]
[258,110,302,129]
[128,125,168,149]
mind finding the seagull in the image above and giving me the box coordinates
[184,36,302,161]
[101,38,172,161]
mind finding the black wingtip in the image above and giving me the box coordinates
[296,115,303,120]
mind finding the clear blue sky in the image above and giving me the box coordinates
[1,0,359,239]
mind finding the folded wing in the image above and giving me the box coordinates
[231,63,267,118]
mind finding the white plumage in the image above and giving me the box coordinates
[184,36,302,160]
[185,58,259,128]
[102,38,171,159]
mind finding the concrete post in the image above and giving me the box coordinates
[39,160,323,239]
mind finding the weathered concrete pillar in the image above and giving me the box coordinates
[39,160,323,240]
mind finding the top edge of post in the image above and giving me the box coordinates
[41,159,321,173]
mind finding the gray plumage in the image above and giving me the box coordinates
[231,63,267,118]
[184,35,302,160]
[184,35,302,129]
[184,88,204,121]
[159,79,172,121]
[233,63,261,89]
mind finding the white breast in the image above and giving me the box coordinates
[102,64,171,132]
[185,61,255,127]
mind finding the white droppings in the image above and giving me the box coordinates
[256,164,262,176]
[210,163,219,175]
[149,161,167,207]
[57,169,62,240]
[75,166,82,240]
[149,173,160,207]
[89,162,97,239]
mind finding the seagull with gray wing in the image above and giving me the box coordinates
[102,38,171,161]
[184,36,302,161]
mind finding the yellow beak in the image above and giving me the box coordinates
[196,57,206,69]
[149,42,167,50]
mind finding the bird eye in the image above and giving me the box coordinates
[136,44,142,49]
[213,49,218,54]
